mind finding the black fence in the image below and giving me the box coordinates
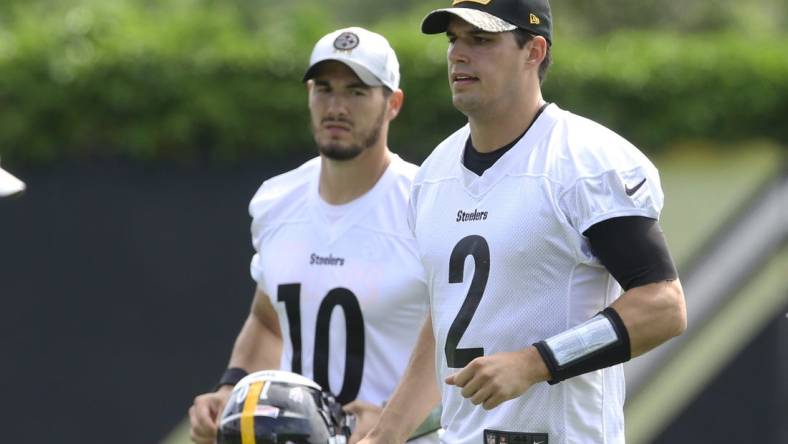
[0,157,310,443]
[655,304,788,444]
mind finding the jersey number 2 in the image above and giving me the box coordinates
[446,235,490,368]
[277,284,364,404]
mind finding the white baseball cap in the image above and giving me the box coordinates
[303,27,400,91]
[0,160,25,197]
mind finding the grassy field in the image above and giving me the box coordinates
[656,141,784,269]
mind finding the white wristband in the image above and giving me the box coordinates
[544,313,618,366]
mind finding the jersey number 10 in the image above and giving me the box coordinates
[277,284,364,404]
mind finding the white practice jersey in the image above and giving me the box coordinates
[250,155,437,443]
[410,104,664,444]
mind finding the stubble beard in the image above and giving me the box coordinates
[314,104,387,161]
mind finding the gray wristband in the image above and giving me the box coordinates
[534,307,631,384]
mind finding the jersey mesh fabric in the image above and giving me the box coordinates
[409,104,662,444]
[249,155,438,444]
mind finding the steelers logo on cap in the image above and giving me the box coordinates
[333,32,359,51]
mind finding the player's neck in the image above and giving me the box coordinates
[319,144,391,205]
[468,92,544,153]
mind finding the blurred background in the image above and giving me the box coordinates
[0,0,785,442]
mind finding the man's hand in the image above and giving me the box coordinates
[344,400,383,444]
[445,348,549,410]
[188,386,233,444]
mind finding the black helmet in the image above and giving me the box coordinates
[217,370,353,444]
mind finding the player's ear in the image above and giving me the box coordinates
[386,88,404,121]
[525,36,547,67]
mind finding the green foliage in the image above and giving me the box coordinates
[553,0,787,36]
[0,0,786,164]
[546,32,788,151]
[0,0,333,163]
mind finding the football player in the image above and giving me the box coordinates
[360,1,686,443]
[188,27,440,444]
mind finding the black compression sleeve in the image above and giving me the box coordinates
[583,216,678,291]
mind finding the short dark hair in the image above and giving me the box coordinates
[512,28,552,84]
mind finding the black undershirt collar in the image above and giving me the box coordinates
[463,102,549,177]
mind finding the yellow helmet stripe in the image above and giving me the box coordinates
[241,381,265,444]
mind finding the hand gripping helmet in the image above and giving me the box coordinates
[217,370,353,444]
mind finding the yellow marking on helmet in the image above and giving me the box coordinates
[241,381,265,444]
[530,13,540,24]
[453,0,493,5]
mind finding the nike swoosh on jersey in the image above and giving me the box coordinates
[625,178,647,196]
